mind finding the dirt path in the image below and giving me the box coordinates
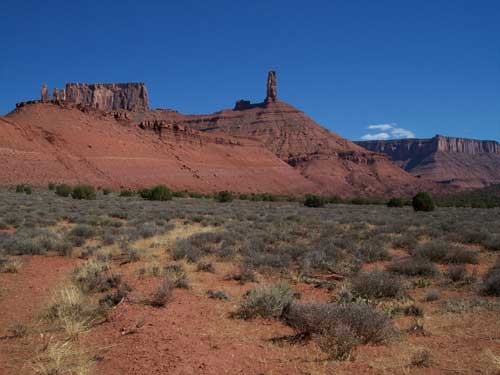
[0,255,79,375]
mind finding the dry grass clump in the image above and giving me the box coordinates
[33,338,93,375]
[147,279,174,307]
[206,289,230,300]
[44,285,104,339]
[0,256,22,273]
[234,282,294,319]
[410,349,432,368]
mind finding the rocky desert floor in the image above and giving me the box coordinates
[1,190,500,374]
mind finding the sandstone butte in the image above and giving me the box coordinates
[0,72,438,197]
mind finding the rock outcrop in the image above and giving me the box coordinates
[265,71,277,102]
[357,135,500,188]
[65,82,149,111]
[41,84,50,102]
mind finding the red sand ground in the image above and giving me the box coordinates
[1,253,499,375]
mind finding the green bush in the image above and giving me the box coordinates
[214,191,233,203]
[71,185,96,200]
[119,189,135,197]
[55,184,73,197]
[15,184,32,194]
[48,182,56,190]
[387,197,405,208]
[412,192,435,212]
[304,194,325,208]
[102,188,112,195]
[139,185,172,201]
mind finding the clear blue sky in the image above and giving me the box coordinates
[1,0,499,141]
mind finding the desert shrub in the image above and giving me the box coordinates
[196,261,215,273]
[137,222,160,238]
[102,188,112,195]
[481,260,500,296]
[283,302,394,344]
[412,192,435,212]
[317,323,359,361]
[244,252,291,270]
[99,283,131,308]
[483,234,500,251]
[48,182,56,190]
[387,197,405,208]
[119,189,135,197]
[71,185,96,200]
[206,289,230,300]
[387,257,438,276]
[69,225,95,239]
[148,279,174,307]
[414,241,478,264]
[15,184,32,194]
[173,231,227,262]
[358,242,391,263]
[447,264,475,283]
[410,349,432,368]
[214,191,233,203]
[424,289,440,302]
[4,229,56,255]
[119,245,140,264]
[55,184,73,197]
[73,260,121,293]
[235,282,294,319]
[137,260,163,277]
[327,195,342,204]
[304,194,325,208]
[140,185,172,201]
[226,265,257,284]
[403,304,424,317]
[351,270,405,299]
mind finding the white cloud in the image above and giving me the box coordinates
[391,127,415,138]
[367,124,392,131]
[360,132,390,141]
[360,123,415,141]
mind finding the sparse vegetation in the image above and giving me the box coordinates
[0,188,498,373]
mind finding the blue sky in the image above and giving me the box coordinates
[0,0,499,141]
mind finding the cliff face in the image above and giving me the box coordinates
[435,135,500,154]
[356,135,500,188]
[65,83,149,112]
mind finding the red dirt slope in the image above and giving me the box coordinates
[151,100,432,197]
[0,104,316,194]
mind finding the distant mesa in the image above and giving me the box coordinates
[356,135,500,188]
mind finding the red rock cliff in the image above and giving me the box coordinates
[65,82,149,111]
